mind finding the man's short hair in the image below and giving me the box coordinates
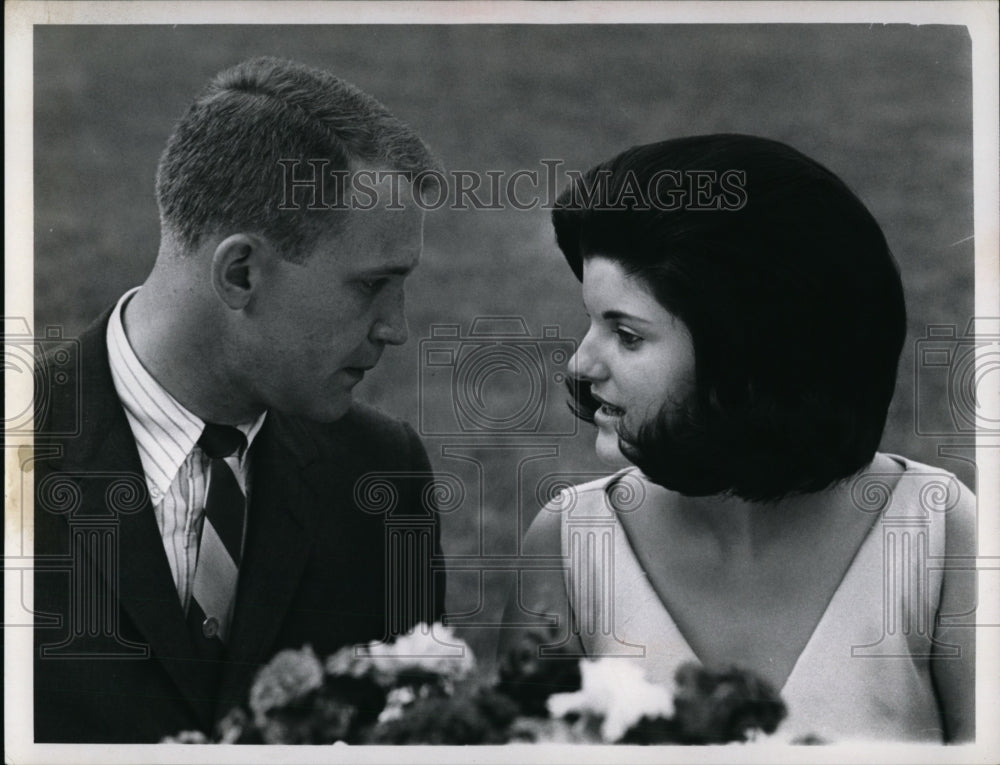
[155,56,440,262]
[554,134,907,502]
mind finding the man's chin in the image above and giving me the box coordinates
[283,394,353,423]
[319,397,354,422]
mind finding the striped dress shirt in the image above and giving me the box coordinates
[106,288,266,610]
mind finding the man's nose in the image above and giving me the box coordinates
[371,292,409,346]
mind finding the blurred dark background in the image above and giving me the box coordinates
[33,24,975,669]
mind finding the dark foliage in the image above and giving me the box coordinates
[622,662,787,744]
[495,627,583,717]
[363,686,520,744]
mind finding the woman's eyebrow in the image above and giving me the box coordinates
[601,309,651,325]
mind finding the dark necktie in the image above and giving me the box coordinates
[187,423,247,659]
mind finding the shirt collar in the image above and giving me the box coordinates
[106,287,266,497]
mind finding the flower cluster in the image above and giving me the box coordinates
[608,661,786,744]
[547,657,675,741]
[163,622,789,745]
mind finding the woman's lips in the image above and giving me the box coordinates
[593,395,626,424]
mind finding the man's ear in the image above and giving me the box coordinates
[210,233,272,309]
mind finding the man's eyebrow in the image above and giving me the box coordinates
[356,262,417,278]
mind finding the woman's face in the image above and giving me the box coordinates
[569,256,696,466]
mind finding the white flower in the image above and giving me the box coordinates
[160,729,209,744]
[324,644,372,678]
[377,686,417,723]
[547,658,674,742]
[326,622,475,684]
[249,644,324,725]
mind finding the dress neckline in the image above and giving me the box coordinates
[603,455,911,693]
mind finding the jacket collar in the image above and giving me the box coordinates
[43,308,332,730]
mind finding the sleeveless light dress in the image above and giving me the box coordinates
[553,455,973,742]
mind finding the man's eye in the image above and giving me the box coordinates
[359,278,387,294]
[615,329,643,349]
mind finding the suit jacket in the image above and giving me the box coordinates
[32,310,445,743]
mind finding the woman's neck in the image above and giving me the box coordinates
[664,454,896,560]
[668,492,799,559]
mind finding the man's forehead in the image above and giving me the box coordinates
[318,210,422,270]
[305,165,425,268]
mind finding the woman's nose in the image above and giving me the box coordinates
[568,328,607,382]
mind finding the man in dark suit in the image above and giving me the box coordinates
[33,57,445,743]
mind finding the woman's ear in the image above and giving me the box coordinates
[210,233,271,309]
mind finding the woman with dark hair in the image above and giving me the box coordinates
[501,135,975,742]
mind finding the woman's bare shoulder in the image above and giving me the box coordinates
[522,503,563,556]
[523,468,641,555]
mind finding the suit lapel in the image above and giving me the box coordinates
[216,415,327,711]
[52,314,217,727]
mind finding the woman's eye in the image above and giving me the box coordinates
[615,329,643,349]
[360,278,386,294]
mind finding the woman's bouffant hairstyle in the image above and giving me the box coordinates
[553,134,906,502]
